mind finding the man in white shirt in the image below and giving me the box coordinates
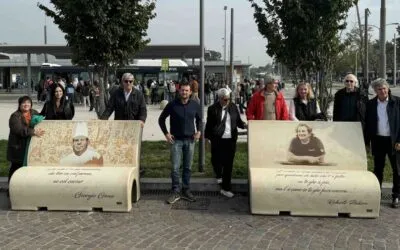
[204,88,247,198]
[365,78,400,208]
[60,122,103,166]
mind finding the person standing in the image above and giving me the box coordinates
[205,88,247,198]
[82,81,91,110]
[100,73,147,127]
[40,83,75,120]
[289,82,325,121]
[333,74,367,124]
[365,78,400,208]
[158,82,201,204]
[189,75,199,102]
[246,76,289,120]
[7,96,45,182]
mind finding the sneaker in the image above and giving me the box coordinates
[216,178,222,184]
[220,189,234,198]
[181,189,196,202]
[166,192,180,204]
[392,197,399,208]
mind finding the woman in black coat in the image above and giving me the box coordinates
[289,82,325,121]
[205,88,247,198]
[40,83,75,120]
[7,96,45,182]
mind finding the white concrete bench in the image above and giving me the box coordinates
[248,121,380,218]
[10,120,142,212]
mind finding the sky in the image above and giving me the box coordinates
[0,0,399,67]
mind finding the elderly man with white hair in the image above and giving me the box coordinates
[100,72,147,127]
[205,88,247,198]
[333,73,368,125]
[365,78,400,208]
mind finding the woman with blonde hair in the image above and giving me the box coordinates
[289,82,325,121]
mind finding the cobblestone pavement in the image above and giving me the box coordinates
[0,192,399,250]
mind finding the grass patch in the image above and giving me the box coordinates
[0,140,393,182]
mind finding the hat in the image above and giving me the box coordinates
[72,122,89,139]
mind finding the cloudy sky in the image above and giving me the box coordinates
[1,0,399,66]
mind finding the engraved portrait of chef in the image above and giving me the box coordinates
[60,122,104,166]
[287,123,325,165]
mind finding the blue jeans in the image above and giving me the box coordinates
[171,139,195,192]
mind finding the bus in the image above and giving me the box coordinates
[39,60,198,85]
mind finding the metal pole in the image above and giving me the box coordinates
[27,53,31,97]
[379,0,386,78]
[364,9,369,86]
[198,0,205,172]
[230,8,234,98]
[394,33,397,86]
[44,24,48,63]
[223,6,227,85]
[355,51,358,75]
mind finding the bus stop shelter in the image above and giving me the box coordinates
[0,44,201,96]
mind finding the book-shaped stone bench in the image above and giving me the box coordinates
[10,120,142,212]
[248,121,380,218]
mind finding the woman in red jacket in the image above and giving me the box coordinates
[246,78,289,120]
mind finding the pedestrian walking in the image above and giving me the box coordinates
[205,88,247,198]
[158,82,201,204]
[365,78,400,208]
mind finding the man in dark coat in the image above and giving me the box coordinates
[365,78,400,208]
[205,88,247,198]
[100,73,147,127]
[333,74,368,133]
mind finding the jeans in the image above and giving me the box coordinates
[170,139,195,192]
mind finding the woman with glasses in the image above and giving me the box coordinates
[205,88,247,198]
[333,74,368,128]
[289,82,325,121]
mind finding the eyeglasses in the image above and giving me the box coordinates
[124,80,133,84]
[223,98,229,102]
[345,80,354,83]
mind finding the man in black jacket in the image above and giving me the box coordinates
[333,74,368,131]
[159,82,201,204]
[100,73,147,127]
[205,88,247,198]
[365,78,400,208]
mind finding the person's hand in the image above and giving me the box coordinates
[193,131,201,141]
[165,133,174,144]
[140,121,145,128]
[395,143,400,151]
[34,128,45,137]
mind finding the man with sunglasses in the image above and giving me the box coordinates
[205,88,247,198]
[100,73,147,127]
[333,74,367,131]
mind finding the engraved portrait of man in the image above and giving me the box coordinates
[60,122,104,166]
[287,123,325,165]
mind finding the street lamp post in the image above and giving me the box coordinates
[223,6,227,85]
[379,0,386,79]
[395,33,397,86]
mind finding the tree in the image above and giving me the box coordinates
[38,0,156,113]
[249,0,356,114]
[205,50,222,61]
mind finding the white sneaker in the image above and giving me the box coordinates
[220,189,234,198]
[216,178,222,184]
